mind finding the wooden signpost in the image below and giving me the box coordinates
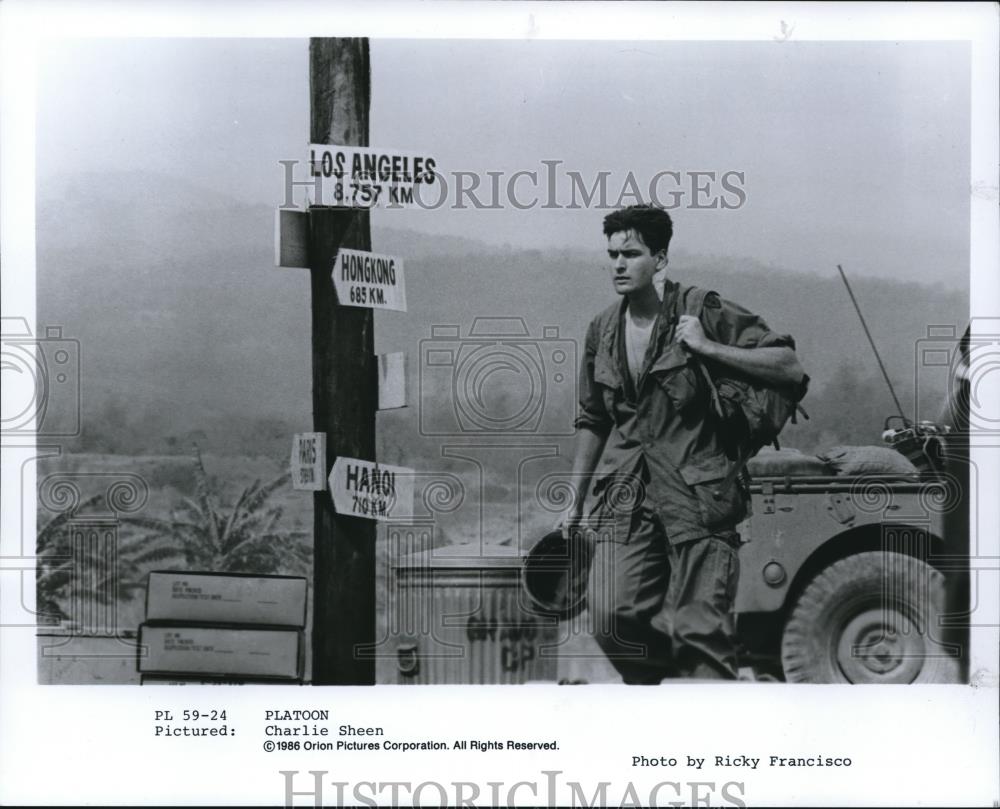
[308,37,377,685]
[282,39,420,684]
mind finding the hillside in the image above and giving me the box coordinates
[36,171,969,458]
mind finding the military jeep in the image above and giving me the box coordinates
[734,444,963,684]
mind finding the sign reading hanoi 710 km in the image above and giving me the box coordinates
[309,143,436,208]
[332,248,406,312]
[328,457,414,522]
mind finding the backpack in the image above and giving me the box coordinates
[682,286,809,480]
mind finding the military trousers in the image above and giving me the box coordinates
[587,507,741,684]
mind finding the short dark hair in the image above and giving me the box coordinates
[602,204,673,255]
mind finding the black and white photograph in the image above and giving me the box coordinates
[1,2,998,806]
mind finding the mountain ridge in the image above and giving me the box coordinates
[35,170,968,455]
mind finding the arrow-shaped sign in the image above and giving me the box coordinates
[332,248,407,312]
[328,457,414,521]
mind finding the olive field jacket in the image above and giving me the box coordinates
[575,279,797,544]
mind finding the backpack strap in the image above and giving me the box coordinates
[680,285,712,320]
[679,286,754,500]
[678,286,726,421]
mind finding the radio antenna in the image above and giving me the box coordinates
[836,264,910,426]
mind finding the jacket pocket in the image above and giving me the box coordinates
[593,355,623,413]
[649,346,700,413]
[679,457,747,530]
[589,464,645,544]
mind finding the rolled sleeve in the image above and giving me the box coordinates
[574,318,613,435]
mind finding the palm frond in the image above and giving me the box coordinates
[117,515,177,534]
[36,493,105,552]
[175,495,208,521]
[37,566,74,589]
[38,492,105,531]
[219,481,256,546]
[128,545,185,567]
[116,532,184,557]
[259,535,312,564]
[217,533,270,567]
[241,472,291,515]
[191,447,221,550]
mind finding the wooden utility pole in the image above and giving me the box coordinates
[309,38,376,685]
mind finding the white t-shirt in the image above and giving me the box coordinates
[625,308,657,384]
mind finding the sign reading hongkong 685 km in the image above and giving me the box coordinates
[309,144,436,208]
[332,248,407,312]
[328,457,414,522]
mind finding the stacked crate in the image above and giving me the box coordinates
[138,571,307,685]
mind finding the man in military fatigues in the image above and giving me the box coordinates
[561,204,806,683]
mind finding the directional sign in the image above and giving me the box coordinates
[377,352,407,410]
[290,432,326,490]
[308,143,436,208]
[332,248,406,312]
[328,457,414,522]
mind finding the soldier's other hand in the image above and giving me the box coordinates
[676,314,709,353]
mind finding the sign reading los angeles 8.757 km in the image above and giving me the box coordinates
[309,143,437,208]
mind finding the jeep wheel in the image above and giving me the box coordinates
[781,551,961,683]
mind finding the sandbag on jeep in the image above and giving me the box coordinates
[746,447,832,477]
[817,445,918,476]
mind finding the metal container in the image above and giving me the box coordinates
[386,540,560,685]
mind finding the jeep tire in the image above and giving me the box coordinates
[781,551,961,684]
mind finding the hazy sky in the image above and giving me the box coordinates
[38,37,970,286]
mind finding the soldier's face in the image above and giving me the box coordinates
[606,230,666,297]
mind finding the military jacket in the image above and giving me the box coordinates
[575,279,796,544]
